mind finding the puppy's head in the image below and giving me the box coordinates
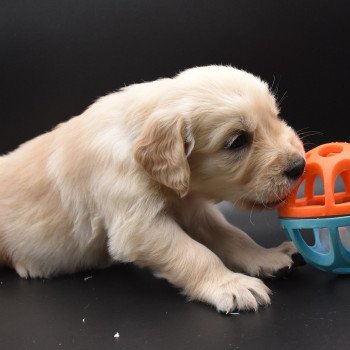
[134,65,304,209]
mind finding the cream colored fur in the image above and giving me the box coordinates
[0,65,304,313]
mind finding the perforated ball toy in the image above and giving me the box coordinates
[278,142,350,273]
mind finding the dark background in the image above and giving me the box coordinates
[1,0,350,155]
[1,1,350,350]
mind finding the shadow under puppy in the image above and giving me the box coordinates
[0,65,305,313]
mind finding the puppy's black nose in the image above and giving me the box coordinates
[284,158,305,180]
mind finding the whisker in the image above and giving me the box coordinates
[297,128,323,138]
[231,190,252,208]
[298,132,323,138]
[277,90,288,106]
[249,201,257,226]
[274,76,281,95]
[270,74,276,92]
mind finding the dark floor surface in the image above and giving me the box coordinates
[1,203,349,350]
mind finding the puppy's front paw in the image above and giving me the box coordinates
[191,271,271,313]
[246,241,305,279]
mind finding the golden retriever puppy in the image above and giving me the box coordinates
[0,65,305,313]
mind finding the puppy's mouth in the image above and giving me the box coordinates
[244,197,286,210]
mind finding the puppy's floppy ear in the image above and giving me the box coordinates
[134,115,194,197]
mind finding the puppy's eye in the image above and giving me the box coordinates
[225,133,250,150]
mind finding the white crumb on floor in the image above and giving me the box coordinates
[84,276,93,281]
[229,312,240,315]
[82,318,86,323]
[114,332,120,338]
